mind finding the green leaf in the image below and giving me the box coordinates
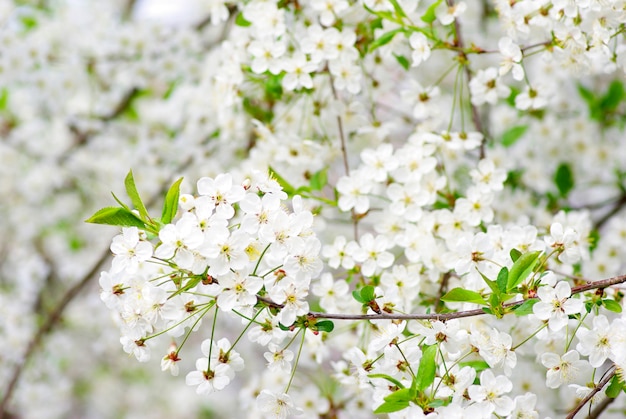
[388,0,408,17]
[554,163,574,197]
[441,288,488,306]
[268,167,296,195]
[501,125,528,147]
[414,344,437,392]
[167,276,202,300]
[510,248,522,262]
[85,207,147,229]
[479,270,499,295]
[309,168,327,191]
[606,375,623,398]
[393,53,410,70]
[384,388,413,402]
[360,285,376,302]
[506,86,520,107]
[601,80,624,111]
[373,400,410,414]
[513,299,539,316]
[235,12,251,27]
[352,289,366,303]
[577,84,595,106]
[161,177,183,225]
[507,251,540,291]
[602,299,623,313]
[368,373,405,389]
[421,0,442,23]
[0,88,8,111]
[125,170,150,220]
[496,267,509,294]
[368,28,404,53]
[314,320,335,333]
[458,360,490,372]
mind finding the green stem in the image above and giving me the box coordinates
[512,322,548,350]
[226,308,264,357]
[285,328,306,394]
[175,301,215,356]
[206,306,219,374]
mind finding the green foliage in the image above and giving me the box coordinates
[368,28,404,53]
[235,12,251,27]
[501,125,528,147]
[85,207,147,229]
[507,251,540,291]
[440,288,487,306]
[421,0,442,23]
[313,320,335,333]
[602,299,622,313]
[606,375,626,398]
[414,344,437,392]
[161,177,183,225]
[125,170,150,221]
[578,80,625,126]
[554,162,574,197]
[513,299,538,316]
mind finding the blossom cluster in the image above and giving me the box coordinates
[1,0,626,418]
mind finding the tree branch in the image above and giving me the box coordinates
[566,365,616,419]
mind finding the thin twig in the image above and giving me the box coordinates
[587,394,616,419]
[566,365,616,419]
[328,72,359,240]
[258,273,626,323]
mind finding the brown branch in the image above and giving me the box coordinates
[566,365,616,419]
[0,160,192,417]
[0,249,111,417]
[328,72,358,241]
[587,394,616,419]
[594,193,626,231]
[257,273,626,323]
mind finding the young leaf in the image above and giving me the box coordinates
[606,374,623,398]
[421,0,442,23]
[360,285,376,302]
[309,168,327,191]
[496,267,509,294]
[388,0,408,18]
[373,400,410,414]
[314,320,335,333]
[125,170,150,220]
[510,248,522,262]
[513,299,539,316]
[368,373,405,389]
[235,12,251,27]
[85,207,147,229]
[352,290,366,303]
[601,80,624,111]
[507,251,540,291]
[602,299,622,313]
[368,28,403,53]
[161,177,183,225]
[479,270,499,295]
[441,288,488,306]
[269,166,296,195]
[554,163,574,197]
[393,53,410,70]
[414,344,437,392]
[501,125,528,147]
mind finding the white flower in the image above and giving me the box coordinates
[217,269,263,312]
[352,233,394,277]
[468,370,514,416]
[533,281,583,331]
[409,32,431,67]
[256,390,303,418]
[185,362,232,395]
[576,314,613,368]
[469,67,511,106]
[110,227,153,273]
[541,350,588,388]
[197,173,246,219]
[264,343,294,373]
